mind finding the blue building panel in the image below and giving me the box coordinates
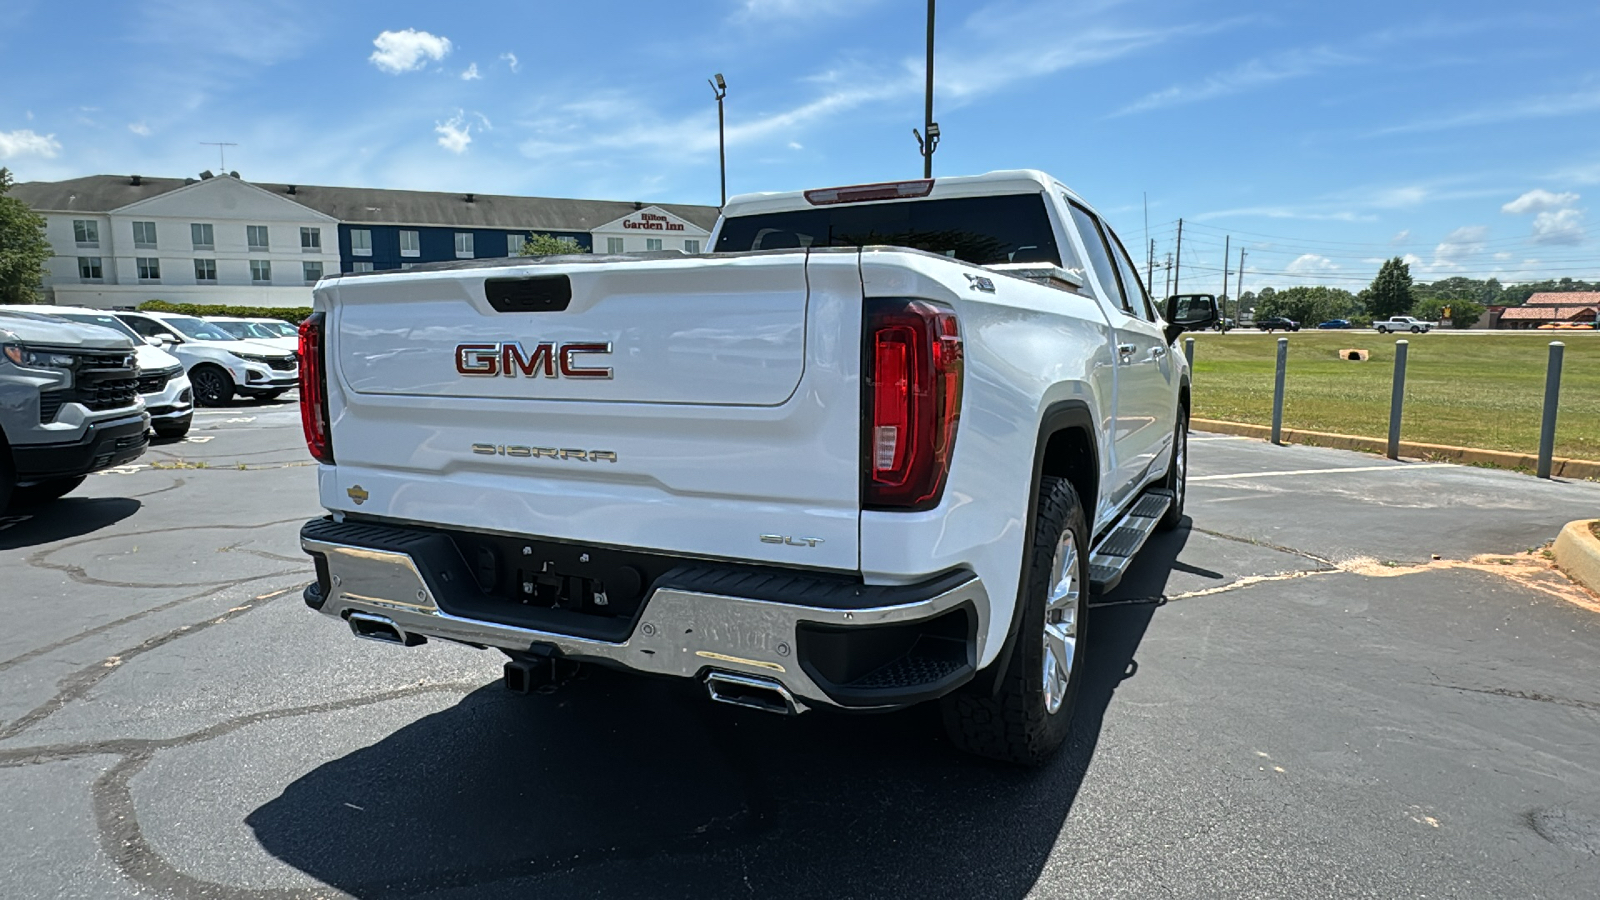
[337,224,593,273]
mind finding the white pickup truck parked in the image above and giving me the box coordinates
[1375,316,1435,333]
[296,170,1217,764]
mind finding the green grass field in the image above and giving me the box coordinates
[1188,332,1600,461]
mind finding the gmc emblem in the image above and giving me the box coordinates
[456,342,613,379]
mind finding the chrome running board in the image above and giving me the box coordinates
[1088,488,1173,593]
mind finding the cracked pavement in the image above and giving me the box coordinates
[2,406,1599,899]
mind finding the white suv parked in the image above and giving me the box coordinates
[115,311,298,406]
[205,316,299,354]
[1,306,196,438]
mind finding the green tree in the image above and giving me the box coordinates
[517,232,589,257]
[1366,257,1414,320]
[0,168,51,304]
[1257,285,1357,325]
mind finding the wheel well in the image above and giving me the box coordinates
[1039,427,1097,538]
[1178,382,1191,418]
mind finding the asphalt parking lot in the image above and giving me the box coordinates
[3,398,1599,899]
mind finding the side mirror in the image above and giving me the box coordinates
[1163,293,1218,344]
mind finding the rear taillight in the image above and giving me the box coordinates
[804,179,934,205]
[863,299,962,510]
[298,312,333,464]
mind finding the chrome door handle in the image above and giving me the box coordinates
[1117,344,1136,356]
[1150,346,1166,358]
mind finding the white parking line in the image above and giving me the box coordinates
[1191,463,1457,482]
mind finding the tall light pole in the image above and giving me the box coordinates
[709,73,727,207]
[912,0,938,177]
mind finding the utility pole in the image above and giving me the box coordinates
[1163,253,1174,298]
[1147,238,1155,294]
[912,0,938,176]
[1172,218,1184,297]
[708,74,728,207]
[1220,235,1230,332]
[1236,248,1247,325]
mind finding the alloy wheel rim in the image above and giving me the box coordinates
[1041,529,1081,715]
[195,371,226,403]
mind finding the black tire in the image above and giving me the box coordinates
[153,417,192,439]
[1377,326,1388,334]
[0,451,13,514]
[190,365,234,407]
[1158,406,1188,531]
[1410,326,1421,333]
[11,475,86,507]
[940,475,1088,766]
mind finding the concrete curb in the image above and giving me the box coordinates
[1191,418,1600,480]
[1552,520,1600,596]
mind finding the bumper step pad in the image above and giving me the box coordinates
[1088,488,1173,593]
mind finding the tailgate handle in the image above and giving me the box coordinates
[485,275,572,313]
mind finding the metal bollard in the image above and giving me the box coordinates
[1537,341,1565,479]
[1387,340,1409,460]
[1184,336,1195,367]
[1271,337,1288,445]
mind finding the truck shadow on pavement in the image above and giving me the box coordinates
[246,525,1194,899]
[0,496,140,551]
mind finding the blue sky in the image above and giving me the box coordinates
[2,0,1598,291]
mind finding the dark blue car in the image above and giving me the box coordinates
[1317,319,1352,329]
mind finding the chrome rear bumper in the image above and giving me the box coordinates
[301,519,987,710]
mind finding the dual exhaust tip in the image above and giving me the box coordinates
[347,612,801,716]
[347,612,426,647]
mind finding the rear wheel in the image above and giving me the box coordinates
[11,475,86,507]
[1410,326,1421,333]
[941,475,1087,766]
[190,365,234,407]
[1158,407,1188,531]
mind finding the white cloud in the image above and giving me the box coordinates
[1285,253,1339,275]
[1531,208,1585,245]
[1432,225,1489,267]
[1502,188,1580,215]
[1401,253,1424,268]
[1116,46,1355,117]
[1374,86,1600,136]
[787,141,803,150]
[737,0,875,19]
[1391,229,1411,243]
[500,52,520,73]
[0,129,62,159]
[461,62,481,81]
[435,112,472,153]
[369,29,452,74]
[128,122,152,136]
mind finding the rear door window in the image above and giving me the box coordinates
[1107,229,1157,321]
[1067,202,1131,315]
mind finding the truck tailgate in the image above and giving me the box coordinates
[320,252,863,571]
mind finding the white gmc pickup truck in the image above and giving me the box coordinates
[296,170,1217,764]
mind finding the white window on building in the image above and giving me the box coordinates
[77,256,103,281]
[250,260,272,283]
[455,232,474,258]
[352,261,374,273]
[606,237,624,254]
[399,230,420,257]
[300,227,322,251]
[351,229,373,256]
[194,259,217,282]
[684,239,701,253]
[73,220,99,247]
[247,225,270,251]
[191,223,214,250]
[136,257,161,281]
[507,234,525,256]
[303,261,323,283]
[133,221,157,248]
[646,238,663,251]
